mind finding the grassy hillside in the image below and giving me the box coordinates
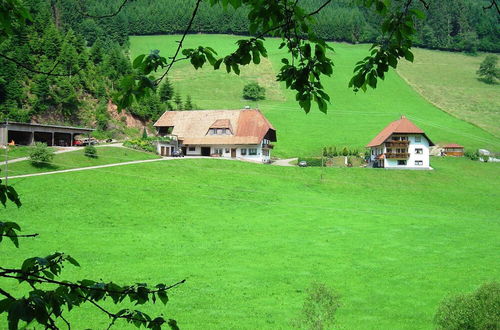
[397,49,500,138]
[2,158,499,328]
[130,35,500,158]
[1,146,159,176]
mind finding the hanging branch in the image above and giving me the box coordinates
[483,0,500,15]
[78,0,130,19]
[155,0,203,85]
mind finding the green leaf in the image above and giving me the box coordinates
[157,290,169,305]
[213,58,223,70]
[133,54,146,69]
[404,49,414,62]
[66,255,80,267]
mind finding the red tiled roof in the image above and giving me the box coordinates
[443,143,463,149]
[366,115,434,147]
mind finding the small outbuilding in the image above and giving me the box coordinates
[443,143,464,157]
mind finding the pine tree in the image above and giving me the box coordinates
[174,92,183,110]
[184,95,194,110]
[477,55,499,84]
[159,78,174,102]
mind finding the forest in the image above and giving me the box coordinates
[0,0,498,126]
[68,0,499,52]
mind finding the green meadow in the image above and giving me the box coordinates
[1,146,159,176]
[130,35,500,158]
[2,157,499,329]
[398,48,500,138]
[1,35,499,329]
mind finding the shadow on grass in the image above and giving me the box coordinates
[30,162,59,170]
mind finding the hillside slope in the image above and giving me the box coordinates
[130,35,500,158]
[397,48,500,138]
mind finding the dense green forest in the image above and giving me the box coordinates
[0,0,498,126]
[66,0,499,53]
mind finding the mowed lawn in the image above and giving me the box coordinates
[1,146,160,176]
[130,35,500,158]
[398,48,500,138]
[2,158,499,329]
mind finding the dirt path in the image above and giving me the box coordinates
[7,155,298,180]
[272,158,297,167]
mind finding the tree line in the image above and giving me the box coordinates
[63,0,499,53]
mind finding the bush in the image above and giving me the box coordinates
[341,146,349,156]
[123,138,156,153]
[464,150,480,161]
[294,282,341,329]
[242,82,266,101]
[84,145,98,158]
[28,142,55,167]
[434,282,500,330]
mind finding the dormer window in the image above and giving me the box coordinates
[207,119,233,136]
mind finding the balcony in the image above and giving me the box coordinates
[385,152,410,159]
[385,140,409,148]
[262,143,274,149]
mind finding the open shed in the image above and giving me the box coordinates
[443,143,464,157]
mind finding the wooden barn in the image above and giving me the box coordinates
[443,143,464,157]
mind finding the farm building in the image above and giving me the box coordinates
[367,115,434,169]
[153,109,276,162]
[442,143,464,157]
[0,121,93,146]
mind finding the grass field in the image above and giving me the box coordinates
[2,158,499,329]
[130,35,500,158]
[2,145,56,160]
[1,146,159,176]
[398,49,500,138]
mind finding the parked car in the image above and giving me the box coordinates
[298,161,307,167]
[74,135,97,146]
[172,149,184,157]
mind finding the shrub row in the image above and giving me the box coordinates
[322,146,362,157]
[123,139,156,153]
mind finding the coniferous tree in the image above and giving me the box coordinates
[159,77,174,102]
[477,55,499,84]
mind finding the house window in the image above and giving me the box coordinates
[263,149,269,156]
[397,160,407,166]
[415,136,421,142]
[209,129,215,135]
[393,136,400,141]
[249,148,257,155]
[415,148,423,154]
[387,148,392,153]
[400,136,408,141]
[225,148,230,153]
[214,148,223,155]
[415,160,423,166]
[188,146,195,152]
[371,149,374,155]
[240,148,247,155]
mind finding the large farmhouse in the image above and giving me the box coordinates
[367,115,434,169]
[153,109,276,162]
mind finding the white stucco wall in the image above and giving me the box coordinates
[181,143,271,162]
[384,134,430,169]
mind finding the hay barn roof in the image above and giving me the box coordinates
[153,109,276,145]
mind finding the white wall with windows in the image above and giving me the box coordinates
[178,143,271,162]
[384,134,430,169]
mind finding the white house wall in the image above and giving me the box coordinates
[384,134,430,169]
[180,144,271,162]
